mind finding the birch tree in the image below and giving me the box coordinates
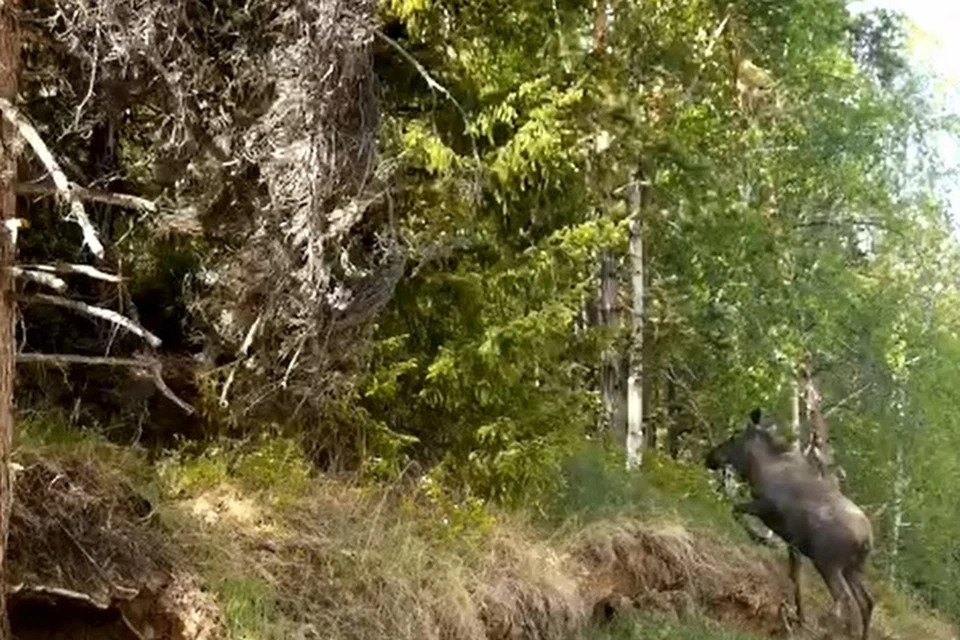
[625,177,644,469]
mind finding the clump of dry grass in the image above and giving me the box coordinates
[8,448,169,604]
[7,439,220,639]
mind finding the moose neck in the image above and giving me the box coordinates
[741,436,781,485]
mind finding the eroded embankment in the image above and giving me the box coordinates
[4,448,955,640]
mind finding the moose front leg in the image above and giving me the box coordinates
[732,498,764,517]
[732,500,779,548]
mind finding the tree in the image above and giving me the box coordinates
[0,0,18,636]
[625,177,644,469]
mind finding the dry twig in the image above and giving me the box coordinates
[219,314,263,407]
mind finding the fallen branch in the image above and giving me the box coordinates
[17,181,158,213]
[0,97,104,259]
[10,267,67,292]
[16,352,195,415]
[25,293,162,347]
[16,262,122,283]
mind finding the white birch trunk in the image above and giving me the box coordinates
[790,376,801,445]
[625,179,644,469]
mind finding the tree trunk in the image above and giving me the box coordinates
[665,373,687,458]
[652,366,670,452]
[789,375,801,444]
[801,363,844,489]
[888,386,908,583]
[599,252,625,439]
[625,178,644,469]
[592,0,608,53]
[0,1,18,637]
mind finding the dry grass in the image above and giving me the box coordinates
[8,447,169,604]
[7,435,221,639]
[165,478,585,640]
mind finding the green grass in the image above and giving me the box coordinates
[584,612,764,640]
[218,576,277,640]
[545,443,748,541]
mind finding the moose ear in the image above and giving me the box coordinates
[749,408,762,425]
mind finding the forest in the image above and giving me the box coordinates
[0,0,959,638]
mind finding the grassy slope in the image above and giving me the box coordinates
[9,412,957,640]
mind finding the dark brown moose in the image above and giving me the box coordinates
[705,409,874,639]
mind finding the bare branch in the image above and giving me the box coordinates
[16,262,122,283]
[0,97,104,259]
[16,352,195,415]
[10,267,67,292]
[219,314,263,407]
[16,353,149,367]
[18,182,203,237]
[823,383,874,418]
[17,181,158,213]
[148,365,195,415]
[25,294,162,347]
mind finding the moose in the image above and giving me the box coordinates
[705,409,874,639]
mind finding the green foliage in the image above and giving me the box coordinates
[157,435,312,503]
[401,469,498,547]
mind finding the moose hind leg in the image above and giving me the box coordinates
[844,567,874,640]
[816,563,860,637]
[788,546,805,624]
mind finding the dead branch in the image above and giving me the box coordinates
[16,262,122,283]
[6,583,109,609]
[17,181,158,213]
[10,267,67,292]
[148,365,195,415]
[16,352,195,415]
[25,293,162,347]
[16,353,150,367]
[0,98,105,259]
[219,313,263,407]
